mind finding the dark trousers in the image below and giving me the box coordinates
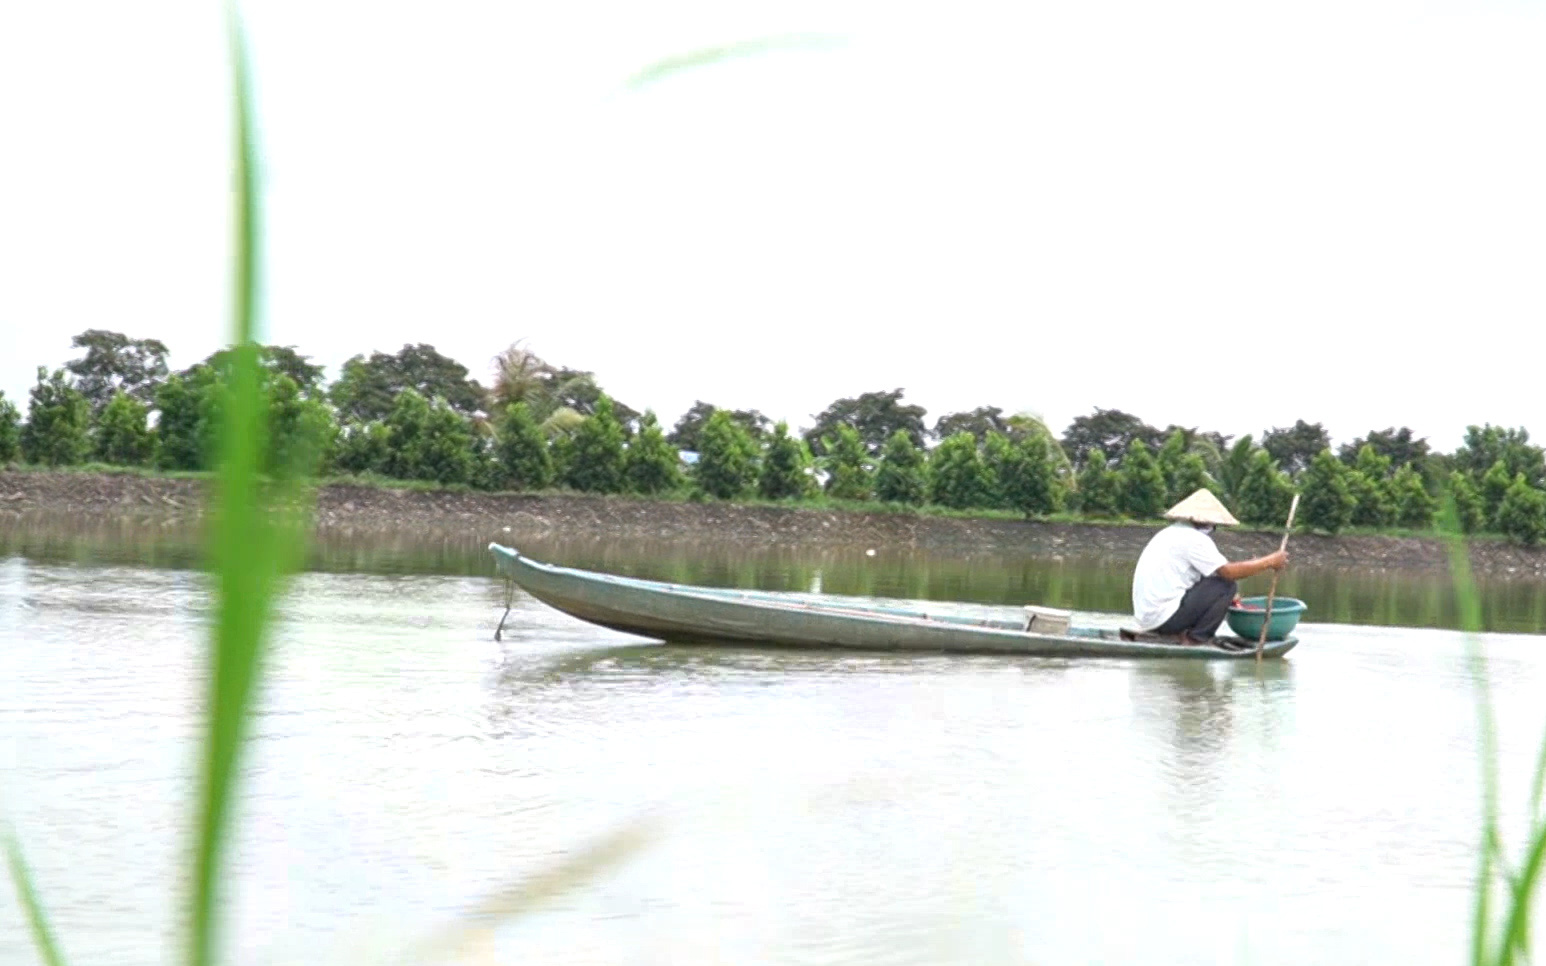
[1153,574,1238,640]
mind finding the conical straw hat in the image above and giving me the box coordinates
[1163,488,1240,527]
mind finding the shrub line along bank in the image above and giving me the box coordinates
[5,332,1546,546]
[4,469,1545,580]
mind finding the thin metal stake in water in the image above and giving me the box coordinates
[495,577,516,641]
[1257,491,1301,662]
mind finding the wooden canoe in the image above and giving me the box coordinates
[487,543,1299,660]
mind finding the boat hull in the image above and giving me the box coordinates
[488,544,1299,660]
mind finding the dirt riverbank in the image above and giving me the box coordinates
[2,469,1544,578]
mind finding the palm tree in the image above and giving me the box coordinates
[491,341,557,416]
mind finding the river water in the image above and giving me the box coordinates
[4,523,1546,965]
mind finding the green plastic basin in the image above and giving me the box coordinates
[1225,596,1306,642]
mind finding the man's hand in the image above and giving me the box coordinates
[1218,549,1290,581]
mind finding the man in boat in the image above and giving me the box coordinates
[1126,488,1288,645]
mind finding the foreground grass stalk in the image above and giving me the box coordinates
[1447,511,1498,965]
[625,34,843,88]
[3,828,67,966]
[1444,490,1546,966]
[399,817,660,965]
[187,6,308,965]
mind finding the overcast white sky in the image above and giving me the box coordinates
[1,0,1543,450]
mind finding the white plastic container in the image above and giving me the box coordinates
[1023,604,1072,635]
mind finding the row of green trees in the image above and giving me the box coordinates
[6,330,1546,544]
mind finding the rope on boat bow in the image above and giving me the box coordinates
[494,575,516,641]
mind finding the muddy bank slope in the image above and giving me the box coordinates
[2,470,1541,578]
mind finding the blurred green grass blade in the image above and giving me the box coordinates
[3,829,67,966]
[188,5,308,966]
[1442,490,1499,966]
[1497,824,1546,965]
[1526,716,1546,960]
[625,33,844,89]
[400,815,659,965]
[1530,729,1546,823]
[1476,845,1495,966]
[1439,494,1485,637]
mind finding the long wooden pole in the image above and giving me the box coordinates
[1256,491,1301,661]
